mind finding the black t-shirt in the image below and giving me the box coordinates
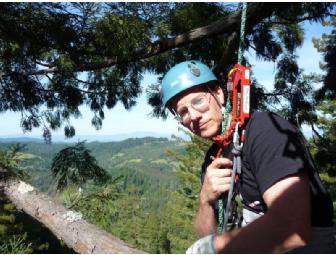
[201,111,334,227]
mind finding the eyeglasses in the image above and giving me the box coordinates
[174,92,211,123]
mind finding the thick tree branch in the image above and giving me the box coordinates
[277,12,335,24]
[35,61,54,68]
[0,177,145,254]
[30,3,286,76]
[311,123,324,140]
[213,31,239,78]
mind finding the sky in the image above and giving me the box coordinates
[0,20,332,141]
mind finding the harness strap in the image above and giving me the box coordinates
[222,123,243,232]
[216,122,244,233]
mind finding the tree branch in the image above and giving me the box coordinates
[311,123,324,140]
[213,31,239,77]
[35,61,54,68]
[276,12,335,24]
[0,177,145,254]
[29,3,286,76]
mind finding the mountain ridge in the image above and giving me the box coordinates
[0,131,182,143]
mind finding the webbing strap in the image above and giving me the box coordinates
[218,123,243,233]
[223,147,242,231]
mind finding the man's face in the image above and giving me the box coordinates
[171,86,224,139]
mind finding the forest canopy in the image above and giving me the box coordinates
[0,2,335,141]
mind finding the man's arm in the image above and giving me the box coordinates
[195,198,217,237]
[214,172,311,253]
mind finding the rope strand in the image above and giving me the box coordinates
[238,3,247,64]
[217,2,248,234]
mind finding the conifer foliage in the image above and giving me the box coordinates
[0,144,30,179]
[310,99,336,176]
[50,141,110,191]
[0,3,334,140]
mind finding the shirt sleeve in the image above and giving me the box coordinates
[244,112,315,195]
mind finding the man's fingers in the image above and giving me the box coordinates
[207,168,232,178]
[209,157,233,168]
[201,159,234,204]
[201,177,232,204]
[213,183,231,193]
[216,177,233,185]
[211,178,231,187]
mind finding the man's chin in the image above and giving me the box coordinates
[197,129,218,140]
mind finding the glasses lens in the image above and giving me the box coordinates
[191,95,208,111]
[176,93,209,123]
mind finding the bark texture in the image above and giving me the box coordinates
[0,177,144,254]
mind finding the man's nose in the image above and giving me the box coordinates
[189,107,201,121]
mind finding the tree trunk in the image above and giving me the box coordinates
[0,176,145,254]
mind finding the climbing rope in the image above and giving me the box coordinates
[217,2,248,234]
[238,3,248,65]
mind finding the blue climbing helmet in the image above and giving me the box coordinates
[161,60,218,107]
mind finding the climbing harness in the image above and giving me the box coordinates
[212,2,252,233]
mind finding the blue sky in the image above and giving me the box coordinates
[0,21,332,140]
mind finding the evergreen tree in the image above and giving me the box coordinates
[310,16,336,172]
[313,16,336,101]
[50,141,110,191]
[310,99,336,176]
[0,3,334,139]
[308,98,336,221]
[0,143,30,179]
[0,193,32,254]
[163,129,212,253]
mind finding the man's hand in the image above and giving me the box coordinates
[186,234,215,254]
[194,157,233,237]
[200,157,233,205]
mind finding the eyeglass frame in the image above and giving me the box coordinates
[172,89,217,124]
[174,92,211,123]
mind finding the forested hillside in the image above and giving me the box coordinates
[0,137,183,193]
[0,134,335,253]
[0,137,202,253]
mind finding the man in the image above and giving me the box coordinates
[161,60,335,253]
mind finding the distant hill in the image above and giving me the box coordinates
[0,131,185,143]
[0,137,187,193]
[0,137,44,143]
[55,132,175,142]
